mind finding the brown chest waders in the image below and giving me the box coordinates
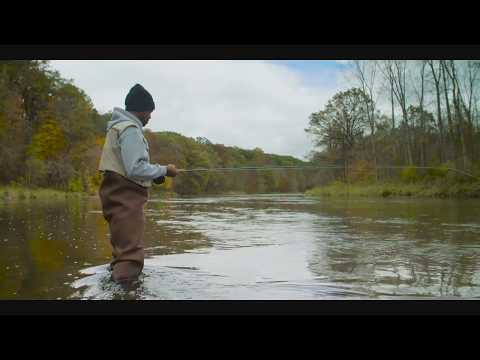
[99,171,148,284]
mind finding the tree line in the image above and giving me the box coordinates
[306,60,480,183]
[0,60,320,196]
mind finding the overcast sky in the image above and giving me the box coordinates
[49,60,351,160]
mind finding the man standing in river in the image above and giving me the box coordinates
[98,84,178,287]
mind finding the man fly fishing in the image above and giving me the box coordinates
[98,84,178,287]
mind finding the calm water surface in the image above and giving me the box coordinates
[1,194,479,299]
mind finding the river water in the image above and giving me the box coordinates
[1,194,479,299]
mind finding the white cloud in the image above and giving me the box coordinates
[49,60,347,160]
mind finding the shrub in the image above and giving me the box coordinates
[400,166,418,183]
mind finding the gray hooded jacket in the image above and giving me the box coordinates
[103,108,167,182]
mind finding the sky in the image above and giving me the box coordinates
[49,60,352,160]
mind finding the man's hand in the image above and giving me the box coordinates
[166,164,178,178]
[153,176,165,185]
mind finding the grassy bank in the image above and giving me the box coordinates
[305,181,480,199]
[0,186,85,202]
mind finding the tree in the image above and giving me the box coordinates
[27,118,66,161]
[262,170,276,193]
[0,92,28,183]
[310,60,480,186]
[354,60,379,178]
[427,60,446,162]
[173,143,212,195]
[389,61,414,164]
[443,60,469,170]
[407,105,435,165]
[306,88,370,179]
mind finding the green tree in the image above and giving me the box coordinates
[306,88,370,178]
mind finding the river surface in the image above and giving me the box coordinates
[1,194,479,300]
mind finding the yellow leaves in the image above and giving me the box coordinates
[86,172,103,194]
[28,118,67,161]
[67,176,83,193]
[95,136,105,147]
[163,176,174,191]
[400,166,419,183]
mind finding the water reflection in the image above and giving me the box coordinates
[306,198,480,297]
[1,194,480,299]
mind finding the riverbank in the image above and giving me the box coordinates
[0,186,260,202]
[0,186,84,202]
[305,181,480,198]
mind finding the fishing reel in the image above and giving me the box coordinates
[153,176,166,185]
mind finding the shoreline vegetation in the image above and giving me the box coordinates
[3,61,480,199]
[3,179,480,203]
[0,186,265,203]
[0,185,84,202]
[0,185,181,202]
[304,61,480,202]
[305,180,480,199]
[0,61,310,197]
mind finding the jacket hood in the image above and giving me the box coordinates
[107,107,144,131]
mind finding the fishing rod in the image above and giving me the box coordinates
[176,165,480,180]
[177,165,342,173]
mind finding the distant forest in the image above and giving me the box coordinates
[2,60,478,197]
[0,60,320,195]
[306,61,480,183]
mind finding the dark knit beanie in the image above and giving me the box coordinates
[125,84,155,112]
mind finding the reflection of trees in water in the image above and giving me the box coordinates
[0,197,118,298]
[1,200,67,298]
[0,203,28,298]
[3,195,480,298]
[306,199,480,297]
